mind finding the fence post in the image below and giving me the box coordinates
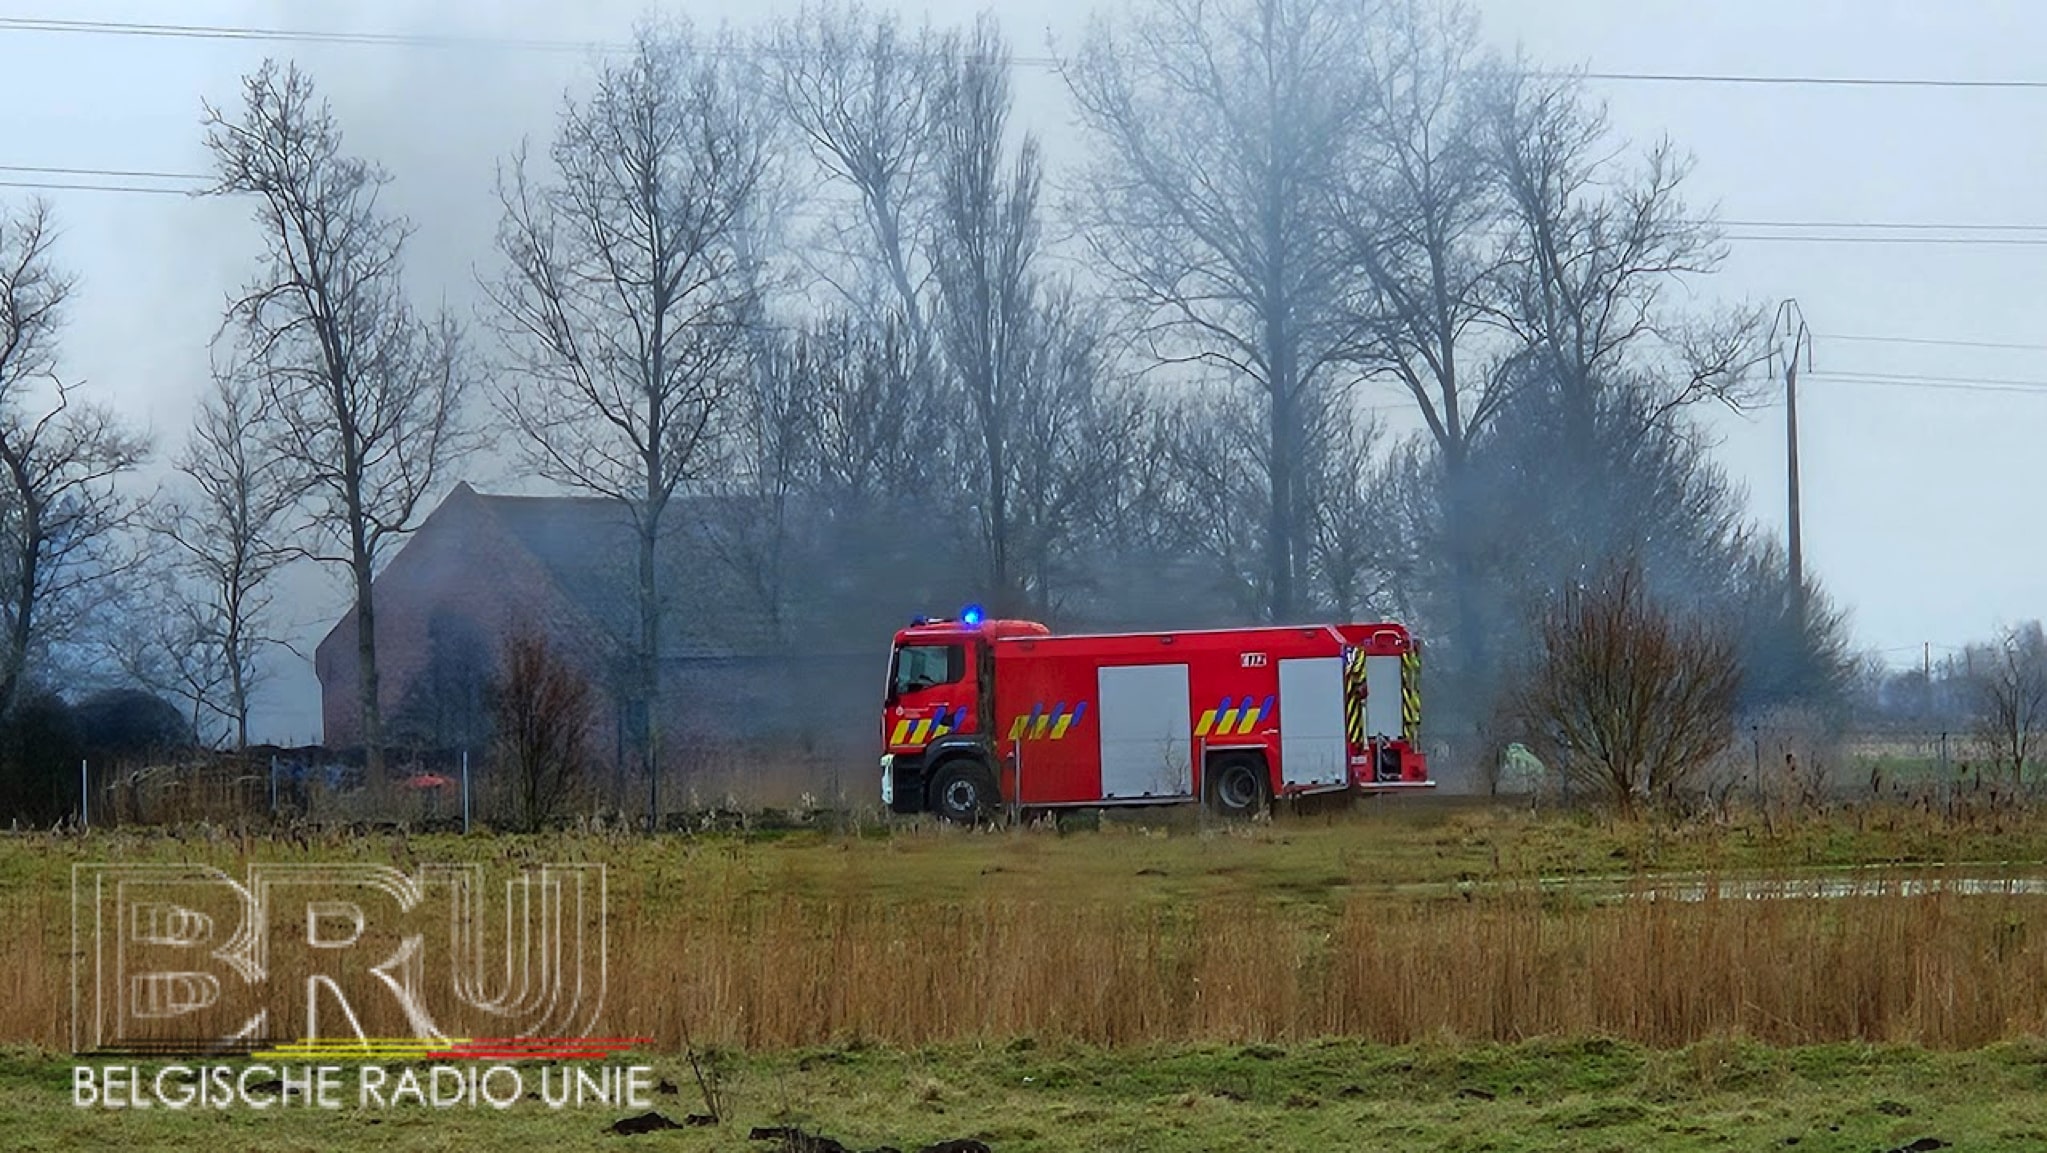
[79,759,88,830]
[269,755,278,817]
[1751,725,1763,807]
[461,749,471,835]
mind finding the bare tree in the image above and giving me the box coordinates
[491,632,596,832]
[0,200,149,715]
[1334,0,1513,673]
[774,1,946,356]
[144,363,294,748]
[486,19,771,790]
[704,328,820,644]
[1300,397,1393,619]
[1972,621,2047,789]
[1143,388,1269,618]
[930,17,1041,613]
[1005,282,1148,615]
[806,317,934,504]
[1483,65,1764,457]
[1514,562,1741,814]
[204,61,468,776]
[1340,0,1510,464]
[1065,0,1376,620]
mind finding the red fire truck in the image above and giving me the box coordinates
[880,606,1433,822]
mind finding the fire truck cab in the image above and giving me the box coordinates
[880,607,1432,822]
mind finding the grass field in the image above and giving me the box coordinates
[14,1039,2047,1151]
[11,799,2047,1148]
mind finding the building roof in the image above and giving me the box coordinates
[317,482,790,672]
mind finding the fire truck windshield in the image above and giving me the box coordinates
[891,643,963,698]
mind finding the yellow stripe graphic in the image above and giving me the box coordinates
[1195,709,1217,737]
[1402,649,1421,740]
[1215,705,1239,734]
[254,1038,465,1062]
[890,720,911,745]
[910,718,931,743]
[1052,711,1076,739]
[1236,706,1260,735]
[1008,715,1027,740]
[1032,709,1055,739]
[1344,648,1366,747]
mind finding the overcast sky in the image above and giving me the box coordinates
[4,1,2044,741]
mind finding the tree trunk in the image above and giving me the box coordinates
[0,514,38,717]
[227,606,249,751]
[638,519,660,825]
[351,525,385,778]
[1265,369,1296,623]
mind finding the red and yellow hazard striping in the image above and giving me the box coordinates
[1195,694,1273,738]
[252,1037,651,1062]
[1007,700,1088,741]
[890,705,968,746]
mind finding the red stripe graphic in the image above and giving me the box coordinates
[425,1036,652,1061]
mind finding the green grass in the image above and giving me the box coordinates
[12,1039,2047,1151]
[18,796,2047,911]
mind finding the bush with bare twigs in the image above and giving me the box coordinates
[1514,563,1741,813]
[490,632,596,832]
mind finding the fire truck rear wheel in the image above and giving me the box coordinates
[928,759,998,824]
[1208,756,1269,818]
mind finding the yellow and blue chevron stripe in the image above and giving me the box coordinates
[1195,694,1273,738]
[1006,700,1088,741]
[890,705,969,747]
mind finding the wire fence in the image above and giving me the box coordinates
[69,740,876,832]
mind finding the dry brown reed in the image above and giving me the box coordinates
[22,796,2047,1056]
[9,864,2040,1053]
[610,879,2047,1050]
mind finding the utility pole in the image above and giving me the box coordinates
[1775,300,1813,626]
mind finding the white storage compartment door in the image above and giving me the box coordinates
[1365,655,1403,739]
[1278,656,1347,787]
[1097,664,1193,799]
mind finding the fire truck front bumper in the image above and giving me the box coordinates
[879,752,930,814]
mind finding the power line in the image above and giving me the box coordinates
[1724,233,2047,246]
[9,16,2047,92]
[1810,371,2047,396]
[15,163,2047,248]
[1723,219,2047,233]
[1821,333,2047,353]
[0,16,630,56]
[0,163,206,182]
[1576,70,2047,91]
[1824,369,2047,388]
[0,179,195,195]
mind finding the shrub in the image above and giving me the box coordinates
[490,632,596,831]
[1514,563,1740,813]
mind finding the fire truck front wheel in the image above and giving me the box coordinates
[1207,755,1270,819]
[928,759,999,824]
